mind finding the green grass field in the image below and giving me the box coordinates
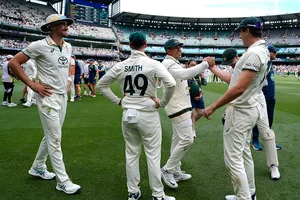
[0,75,299,200]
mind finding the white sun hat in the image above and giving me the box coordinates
[40,14,74,33]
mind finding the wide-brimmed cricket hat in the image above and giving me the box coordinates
[40,14,74,33]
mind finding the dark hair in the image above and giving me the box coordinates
[130,40,146,50]
[187,59,196,65]
[240,27,262,38]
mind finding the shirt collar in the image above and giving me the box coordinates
[247,39,266,50]
[45,36,67,47]
[165,55,180,64]
[130,49,147,57]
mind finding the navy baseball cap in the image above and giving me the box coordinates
[222,48,237,65]
[268,45,279,53]
[89,58,94,62]
[164,39,183,51]
[235,17,263,31]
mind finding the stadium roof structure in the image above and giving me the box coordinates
[37,0,115,4]
[112,12,300,30]
[36,0,63,4]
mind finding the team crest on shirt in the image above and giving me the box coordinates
[58,56,68,68]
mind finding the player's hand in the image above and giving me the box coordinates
[151,96,160,108]
[203,57,215,68]
[204,105,216,120]
[31,81,52,97]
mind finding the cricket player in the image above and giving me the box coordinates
[22,59,37,107]
[8,14,80,195]
[160,39,215,189]
[2,55,17,107]
[69,55,76,102]
[97,32,176,200]
[204,17,271,200]
[221,47,280,182]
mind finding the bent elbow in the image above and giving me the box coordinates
[236,87,246,96]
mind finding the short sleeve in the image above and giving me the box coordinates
[22,41,42,59]
[242,52,261,72]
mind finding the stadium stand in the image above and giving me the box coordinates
[0,0,299,75]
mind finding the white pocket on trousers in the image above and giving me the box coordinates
[124,108,140,124]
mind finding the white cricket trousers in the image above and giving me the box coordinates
[122,110,165,198]
[223,105,259,200]
[32,93,69,183]
[164,117,193,173]
[70,75,75,100]
[26,85,34,104]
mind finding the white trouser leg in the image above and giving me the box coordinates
[26,85,34,104]
[223,106,258,200]
[257,101,278,167]
[122,110,164,197]
[164,118,193,172]
[70,75,75,100]
[33,94,69,183]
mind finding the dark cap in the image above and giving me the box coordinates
[164,39,183,51]
[129,32,146,46]
[97,60,102,63]
[89,58,94,62]
[235,17,263,31]
[222,48,238,65]
[71,54,76,58]
[268,45,279,53]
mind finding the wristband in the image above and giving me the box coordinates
[68,76,72,82]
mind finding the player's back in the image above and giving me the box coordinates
[116,51,161,111]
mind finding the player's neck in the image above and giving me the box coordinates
[50,33,64,47]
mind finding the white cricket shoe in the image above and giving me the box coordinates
[225,193,256,200]
[161,168,178,188]
[28,167,56,180]
[128,188,141,200]
[23,102,32,107]
[84,91,88,96]
[70,98,74,102]
[56,179,81,194]
[173,171,192,182]
[2,101,8,106]
[270,165,280,180]
[225,195,238,200]
[153,195,176,200]
[8,102,17,107]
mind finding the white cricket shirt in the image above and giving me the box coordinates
[98,49,176,111]
[22,59,37,79]
[228,40,269,108]
[22,36,72,94]
[162,55,208,122]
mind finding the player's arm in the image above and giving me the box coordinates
[97,65,121,105]
[9,52,52,97]
[155,63,176,108]
[168,60,210,80]
[209,65,232,84]
[204,69,256,119]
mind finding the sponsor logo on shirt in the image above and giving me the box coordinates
[58,56,68,68]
